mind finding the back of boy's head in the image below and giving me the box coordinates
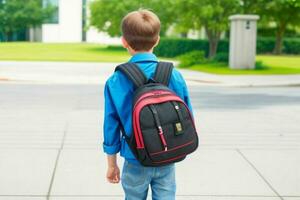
[121,9,161,51]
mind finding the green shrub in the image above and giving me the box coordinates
[217,40,229,53]
[213,52,229,63]
[154,37,300,58]
[154,38,209,57]
[284,38,300,54]
[255,61,268,70]
[256,37,275,54]
[177,50,207,68]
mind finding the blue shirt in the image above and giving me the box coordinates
[103,53,193,164]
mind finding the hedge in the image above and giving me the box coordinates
[154,37,300,57]
[284,38,300,54]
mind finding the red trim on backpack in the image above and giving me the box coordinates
[134,90,173,107]
[150,140,195,156]
[133,94,184,148]
[132,90,175,148]
[152,154,187,164]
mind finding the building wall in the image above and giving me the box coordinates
[42,0,83,43]
[86,28,121,45]
[36,0,127,44]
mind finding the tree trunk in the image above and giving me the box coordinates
[180,32,188,38]
[205,28,221,59]
[4,31,13,42]
[273,22,286,55]
[3,32,9,42]
[209,39,219,59]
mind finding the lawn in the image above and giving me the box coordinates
[188,55,300,75]
[0,42,129,62]
[0,42,299,75]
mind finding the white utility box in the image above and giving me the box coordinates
[229,15,259,69]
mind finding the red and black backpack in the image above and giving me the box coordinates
[115,61,198,167]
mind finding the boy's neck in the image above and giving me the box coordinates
[128,47,154,56]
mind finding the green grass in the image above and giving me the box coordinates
[0,42,299,75]
[188,55,300,75]
[0,42,129,62]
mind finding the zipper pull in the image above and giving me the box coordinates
[158,126,168,151]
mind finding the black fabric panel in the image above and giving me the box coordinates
[139,102,190,130]
[154,62,174,86]
[115,63,147,88]
[141,121,197,162]
[139,101,198,162]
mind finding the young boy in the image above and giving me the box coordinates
[103,9,193,200]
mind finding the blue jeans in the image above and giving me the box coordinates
[121,160,176,200]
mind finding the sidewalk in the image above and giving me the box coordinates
[0,61,299,199]
[1,61,300,87]
[180,69,300,87]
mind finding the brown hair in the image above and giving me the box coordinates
[121,9,161,51]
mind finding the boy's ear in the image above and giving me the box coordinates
[121,36,129,48]
[154,36,160,47]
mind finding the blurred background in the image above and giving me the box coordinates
[0,0,299,72]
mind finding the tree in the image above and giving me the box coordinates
[176,0,240,58]
[261,0,300,54]
[240,0,261,14]
[89,0,175,37]
[90,0,240,59]
[0,0,53,41]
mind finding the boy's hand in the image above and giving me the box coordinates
[106,154,120,184]
[106,165,120,183]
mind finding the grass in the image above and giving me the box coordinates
[0,42,299,75]
[187,55,300,75]
[0,42,129,62]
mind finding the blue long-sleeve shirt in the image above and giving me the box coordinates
[103,53,193,164]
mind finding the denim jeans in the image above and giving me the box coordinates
[121,160,176,200]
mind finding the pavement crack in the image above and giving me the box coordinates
[236,149,284,200]
[46,122,69,200]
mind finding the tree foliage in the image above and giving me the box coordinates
[237,0,300,54]
[89,0,175,36]
[89,0,300,56]
[175,0,240,58]
[260,0,300,54]
[0,0,54,41]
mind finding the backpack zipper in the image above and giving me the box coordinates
[134,90,173,108]
[149,105,168,151]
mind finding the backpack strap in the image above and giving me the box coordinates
[154,62,174,86]
[115,62,147,88]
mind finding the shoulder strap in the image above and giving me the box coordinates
[115,62,147,88]
[154,62,174,86]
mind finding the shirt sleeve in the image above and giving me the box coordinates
[103,80,121,155]
[180,74,194,115]
[169,69,194,116]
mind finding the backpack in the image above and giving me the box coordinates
[115,61,198,167]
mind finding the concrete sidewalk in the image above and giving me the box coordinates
[1,83,299,200]
[0,61,300,200]
[179,69,300,87]
[1,61,300,87]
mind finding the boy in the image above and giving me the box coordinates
[103,9,193,200]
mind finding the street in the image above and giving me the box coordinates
[0,62,299,200]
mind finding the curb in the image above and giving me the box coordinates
[186,78,300,87]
